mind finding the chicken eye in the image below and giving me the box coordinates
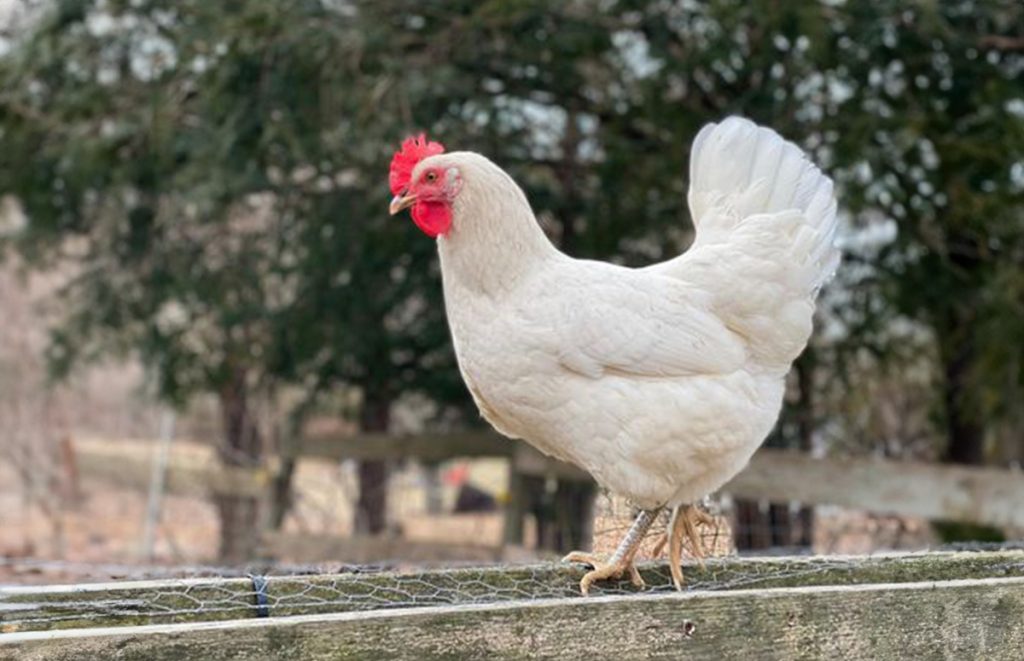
[424,171,438,183]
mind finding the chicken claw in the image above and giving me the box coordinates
[667,504,716,591]
[562,551,645,595]
[562,508,661,596]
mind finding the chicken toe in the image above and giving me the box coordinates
[666,504,715,590]
[562,507,661,596]
[562,552,645,595]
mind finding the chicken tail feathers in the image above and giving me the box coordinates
[687,117,840,293]
[661,117,841,372]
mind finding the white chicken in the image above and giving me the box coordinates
[388,117,839,594]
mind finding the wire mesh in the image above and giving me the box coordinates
[5,541,1024,634]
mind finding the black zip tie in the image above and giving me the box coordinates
[250,574,270,618]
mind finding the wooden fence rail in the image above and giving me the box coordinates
[74,440,269,499]
[727,449,1024,529]
[3,550,1024,659]
[71,434,1024,528]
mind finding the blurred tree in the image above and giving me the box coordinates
[3,0,1020,560]
[0,0,470,557]
[0,0,846,554]
[827,1,1024,467]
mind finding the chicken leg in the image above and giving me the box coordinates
[666,504,716,590]
[562,507,662,596]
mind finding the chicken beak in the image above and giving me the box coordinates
[389,192,416,215]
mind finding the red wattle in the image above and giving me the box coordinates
[411,201,452,238]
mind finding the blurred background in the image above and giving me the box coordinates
[1,0,1022,584]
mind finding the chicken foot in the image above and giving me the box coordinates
[666,504,716,590]
[562,507,662,596]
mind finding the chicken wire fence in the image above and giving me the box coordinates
[8,545,1024,633]
[6,433,1021,634]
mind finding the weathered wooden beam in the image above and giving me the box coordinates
[298,430,516,462]
[301,430,592,480]
[3,551,1023,633]
[0,576,259,634]
[74,434,1024,529]
[4,575,1024,660]
[259,532,502,565]
[728,450,1024,529]
[74,439,267,499]
[501,463,527,547]
[301,432,1024,526]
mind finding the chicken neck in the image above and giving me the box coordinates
[437,160,561,298]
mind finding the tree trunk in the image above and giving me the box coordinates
[354,393,391,535]
[794,353,816,548]
[214,368,262,564]
[268,454,296,531]
[940,319,985,465]
[555,109,580,255]
[932,310,1001,543]
[268,400,318,531]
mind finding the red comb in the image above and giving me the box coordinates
[389,134,445,195]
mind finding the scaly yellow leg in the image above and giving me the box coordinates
[562,508,662,596]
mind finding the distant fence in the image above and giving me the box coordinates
[70,432,1024,532]
[2,550,1024,659]
[68,432,596,555]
